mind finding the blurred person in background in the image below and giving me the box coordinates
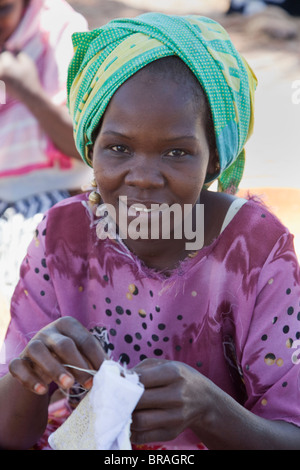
[227,0,300,15]
[0,0,91,312]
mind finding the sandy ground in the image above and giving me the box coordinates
[1,0,300,343]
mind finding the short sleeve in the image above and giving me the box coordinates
[38,1,89,106]
[0,213,61,377]
[241,230,300,426]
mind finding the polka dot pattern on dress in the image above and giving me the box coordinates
[91,279,201,367]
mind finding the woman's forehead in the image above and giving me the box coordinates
[101,72,202,127]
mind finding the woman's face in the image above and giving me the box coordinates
[92,69,216,252]
[0,0,25,48]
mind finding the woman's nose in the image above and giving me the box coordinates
[124,157,165,189]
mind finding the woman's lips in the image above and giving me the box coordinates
[129,204,164,215]
[124,201,170,217]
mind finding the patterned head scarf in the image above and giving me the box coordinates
[67,13,257,193]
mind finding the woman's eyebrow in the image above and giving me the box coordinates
[101,130,128,137]
[101,130,197,142]
[100,130,135,141]
[162,135,198,143]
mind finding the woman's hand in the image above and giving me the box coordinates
[0,50,42,101]
[131,359,300,450]
[8,317,107,395]
[131,358,212,444]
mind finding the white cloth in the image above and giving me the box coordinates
[48,360,144,450]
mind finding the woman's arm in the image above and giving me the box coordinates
[20,86,80,160]
[131,359,300,450]
[0,51,80,159]
[192,375,300,450]
[0,373,49,450]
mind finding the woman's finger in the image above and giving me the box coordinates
[9,317,108,394]
[9,357,50,395]
[134,358,183,388]
[131,409,183,444]
[39,331,93,386]
[49,316,108,370]
[17,339,75,392]
[134,385,176,410]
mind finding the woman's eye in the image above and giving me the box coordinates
[111,145,130,154]
[0,5,14,17]
[166,149,186,158]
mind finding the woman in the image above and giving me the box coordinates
[0,13,299,450]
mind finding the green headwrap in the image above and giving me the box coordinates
[67,13,257,193]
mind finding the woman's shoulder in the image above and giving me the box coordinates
[230,194,290,235]
[45,192,90,219]
[210,192,293,265]
[202,190,293,262]
[41,193,96,249]
[204,190,290,236]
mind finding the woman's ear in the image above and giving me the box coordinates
[207,148,220,179]
[88,146,94,165]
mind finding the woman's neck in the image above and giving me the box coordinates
[123,237,190,272]
[121,190,237,272]
[121,200,203,272]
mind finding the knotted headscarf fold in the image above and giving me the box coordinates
[67,13,257,193]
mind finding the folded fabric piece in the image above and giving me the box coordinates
[48,360,144,450]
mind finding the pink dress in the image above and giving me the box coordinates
[1,193,300,449]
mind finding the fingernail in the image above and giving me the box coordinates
[59,373,74,389]
[83,377,93,390]
[34,383,47,394]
